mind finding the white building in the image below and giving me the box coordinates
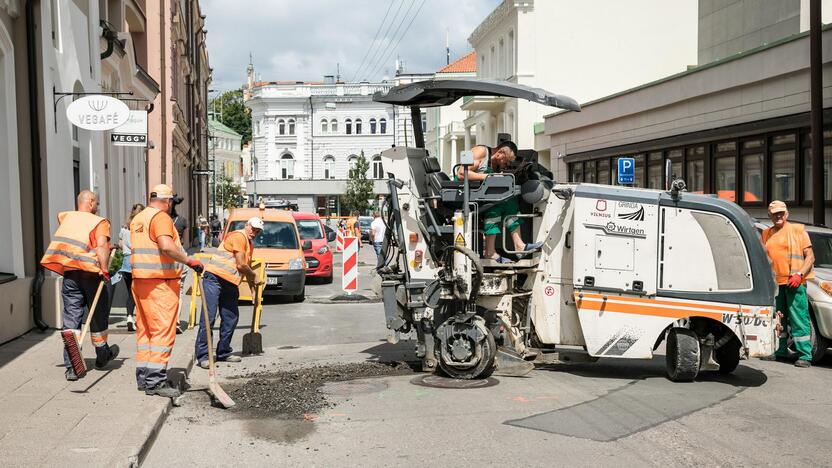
[465,0,698,156]
[208,115,243,221]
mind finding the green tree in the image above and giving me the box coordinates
[210,89,251,145]
[343,151,373,214]
[215,176,243,212]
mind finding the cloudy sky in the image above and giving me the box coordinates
[202,0,501,91]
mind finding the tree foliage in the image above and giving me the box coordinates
[343,151,373,214]
[210,89,251,146]
[215,176,244,212]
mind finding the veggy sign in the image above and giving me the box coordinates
[66,95,130,131]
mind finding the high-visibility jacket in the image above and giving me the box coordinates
[41,211,106,276]
[205,230,252,285]
[130,207,184,279]
[762,222,815,285]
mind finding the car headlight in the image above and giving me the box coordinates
[317,245,329,254]
[820,281,832,297]
[288,257,304,270]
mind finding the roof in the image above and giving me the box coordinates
[438,51,476,73]
[291,211,321,221]
[208,118,241,137]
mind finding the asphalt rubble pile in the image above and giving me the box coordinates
[228,361,413,418]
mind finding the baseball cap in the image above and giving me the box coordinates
[768,200,788,213]
[247,217,264,230]
[150,184,175,199]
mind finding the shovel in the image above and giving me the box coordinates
[198,276,235,409]
[242,281,264,355]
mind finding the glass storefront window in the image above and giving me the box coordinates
[634,154,645,187]
[804,145,832,201]
[570,163,583,183]
[715,157,736,201]
[687,159,704,193]
[743,139,764,150]
[611,158,618,185]
[648,164,662,189]
[598,159,610,185]
[585,160,597,183]
[772,134,796,146]
[715,142,736,153]
[742,153,764,202]
[771,150,796,201]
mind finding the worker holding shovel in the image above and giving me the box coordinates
[195,217,263,369]
[41,190,119,381]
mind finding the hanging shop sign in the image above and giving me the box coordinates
[66,95,130,131]
[111,110,148,147]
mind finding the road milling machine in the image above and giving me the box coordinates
[372,80,777,381]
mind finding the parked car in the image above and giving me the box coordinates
[292,211,336,283]
[755,219,832,362]
[359,216,373,243]
[224,207,308,302]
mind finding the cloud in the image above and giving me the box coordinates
[202,0,500,90]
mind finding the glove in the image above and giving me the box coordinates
[100,271,111,282]
[186,258,204,274]
[787,273,802,288]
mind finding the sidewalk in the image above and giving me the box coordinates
[0,307,197,467]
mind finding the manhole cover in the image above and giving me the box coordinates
[410,374,499,389]
[322,380,388,396]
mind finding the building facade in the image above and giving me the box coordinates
[545,0,832,223]
[208,115,243,221]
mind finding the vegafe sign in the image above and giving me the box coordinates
[66,95,130,131]
[111,110,148,147]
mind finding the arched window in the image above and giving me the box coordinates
[508,30,515,77]
[372,155,384,179]
[345,118,352,135]
[355,118,362,135]
[280,153,294,179]
[277,119,286,136]
[330,118,338,133]
[288,119,295,135]
[369,118,377,134]
[321,119,328,133]
[379,118,387,134]
[498,37,505,78]
[323,155,335,179]
[348,154,358,176]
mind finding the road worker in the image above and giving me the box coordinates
[130,184,204,398]
[41,190,119,381]
[195,217,264,368]
[346,210,361,238]
[761,200,816,368]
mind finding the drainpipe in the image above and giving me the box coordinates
[27,1,49,331]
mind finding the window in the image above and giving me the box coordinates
[421,112,427,133]
[321,119,328,133]
[296,219,324,240]
[498,38,505,78]
[229,221,298,249]
[256,119,261,135]
[687,160,705,193]
[278,119,286,136]
[803,145,832,202]
[666,149,683,185]
[280,153,294,179]
[741,139,764,203]
[288,119,295,135]
[345,119,352,135]
[355,118,362,135]
[323,155,335,179]
[647,151,663,189]
[348,155,358,176]
[584,160,596,183]
[330,119,338,133]
[611,158,618,185]
[772,150,796,201]
[713,142,736,201]
[570,162,583,183]
[379,118,387,134]
[370,118,377,134]
[372,155,384,179]
[598,159,610,185]
[508,30,515,77]
[633,154,645,187]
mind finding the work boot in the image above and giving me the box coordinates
[197,360,209,369]
[145,381,182,398]
[65,368,79,381]
[795,359,812,368]
[219,355,242,363]
[760,354,787,362]
[176,322,184,335]
[126,315,135,332]
[95,344,120,369]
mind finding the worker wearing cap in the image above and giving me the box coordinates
[761,200,816,368]
[131,184,205,397]
[195,217,264,368]
[41,190,119,381]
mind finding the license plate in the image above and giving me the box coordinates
[267,277,278,285]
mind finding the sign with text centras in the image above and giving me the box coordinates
[66,95,130,131]
[617,157,635,185]
[111,110,148,147]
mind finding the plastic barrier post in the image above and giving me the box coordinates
[342,235,358,294]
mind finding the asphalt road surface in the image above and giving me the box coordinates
[145,245,832,467]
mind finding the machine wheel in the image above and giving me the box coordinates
[438,328,497,380]
[292,287,306,303]
[666,328,700,382]
[714,335,741,374]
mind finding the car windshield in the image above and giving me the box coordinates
[359,218,372,228]
[809,232,832,269]
[228,221,298,249]
[296,219,323,240]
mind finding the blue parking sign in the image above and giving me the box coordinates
[618,157,635,185]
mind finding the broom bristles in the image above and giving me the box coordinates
[61,329,87,378]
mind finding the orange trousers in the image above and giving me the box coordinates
[131,278,180,390]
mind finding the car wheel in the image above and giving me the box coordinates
[810,311,829,363]
[666,327,700,382]
[323,273,333,284]
[293,287,305,303]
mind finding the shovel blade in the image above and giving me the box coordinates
[209,381,236,409]
[242,332,263,355]
[494,348,535,377]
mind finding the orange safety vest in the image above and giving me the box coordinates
[130,207,184,279]
[40,211,106,276]
[762,222,815,285]
[205,230,252,285]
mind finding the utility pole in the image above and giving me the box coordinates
[810,0,825,225]
[446,29,450,65]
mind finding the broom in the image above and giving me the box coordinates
[198,275,236,409]
[61,280,105,379]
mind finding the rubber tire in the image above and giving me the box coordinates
[810,312,829,363]
[323,274,333,284]
[292,287,305,303]
[714,335,741,374]
[438,329,497,380]
[666,327,701,382]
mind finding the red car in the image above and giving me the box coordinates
[291,212,335,283]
